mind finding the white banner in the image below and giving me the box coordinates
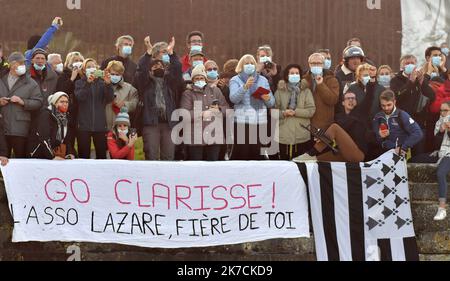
[1,160,309,248]
[401,0,450,65]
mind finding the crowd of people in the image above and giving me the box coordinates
[0,17,449,220]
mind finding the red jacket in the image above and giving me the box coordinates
[107,131,135,160]
[429,81,450,114]
[180,54,208,73]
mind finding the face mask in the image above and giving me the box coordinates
[259,56,272,64]
[243,64,256,75]
[72,62,83,69]
[110,75,122,84]
[324,59,332,70]
[190,45,203,52]
[404,64,416,75]
[362,76,370,86]
[118,129,129,135]
[122,46,132,56]
[153,68,165,78]
[34,63,46,71]
[288,74,301,84]
[162,54,170,64]
[378,75,391,87]
[432,56,442,67]
[207,70,218,80]
[85,67,96,77]
[194,80,207,89]
[16,65,26,76]
[55,63,64,73]
[442,48,450,56]
[430,72,439,79]
[310,66,323,76]
[192,60,203,68]
[57,104,68,113]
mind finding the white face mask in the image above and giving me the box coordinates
[16,65,26,76]
[72,62,83,69]
[118,129,129,135]
[55,63,64,73]
[86,67,96,77]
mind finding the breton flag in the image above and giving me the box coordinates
[297,150,419,261]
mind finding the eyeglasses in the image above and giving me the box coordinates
[190,40,202,44]
[440,109,450,112]
[207,68,218,71]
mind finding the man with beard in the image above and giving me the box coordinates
[372,90,423,156]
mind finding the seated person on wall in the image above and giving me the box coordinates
[107,107,137,160]
[293,87,373,163]
[28,92,75,160]
[430,101,450,221]
[372,90,423,158]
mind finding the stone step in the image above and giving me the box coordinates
[409,183,450,202]
[419,254,450,261]
[417,231,450,254]
[407,163,450,183]
[412,202,450,234]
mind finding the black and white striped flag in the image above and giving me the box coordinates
[298,150,419,261]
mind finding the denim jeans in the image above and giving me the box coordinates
[437,156,450,203]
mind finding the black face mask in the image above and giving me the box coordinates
[153,68,165,78]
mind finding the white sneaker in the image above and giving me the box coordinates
[433,208,447,221]
[292,153,317,163]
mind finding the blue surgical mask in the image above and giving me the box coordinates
[162,54,170,64]
[288,74,301,84]
[432,56,442,67]
[430,72,439,79]
[310,66,323,76]
[192,60,203,68]
[190,45,203,52]
[244,64,256,75]
[207,70,218,80]
[362,76,370,86]
[122,46,132,56]
[110,75,122,84]
[86,67,96,77]
[324,59,332,70]
[442,48,450,56]
[404,64,416,75]
[194,80,207,89]
[378,75,391,87]
[34,63,46,71]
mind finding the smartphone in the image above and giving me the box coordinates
[129,128,137,136]
[93,70,104,79]
[4,97,11,101]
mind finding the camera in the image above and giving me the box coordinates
[93,70,104,79]
[264,61,274,69]
[129,128,137,136]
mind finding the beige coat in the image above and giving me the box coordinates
[275,79,316,145]
[105,80,138,129]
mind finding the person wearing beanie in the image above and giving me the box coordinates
[0,52,43,158]
[180,64,229,161]
[107,107,137,160]
[133,37,183,161]
[28,92,75,160]
[182,50,206,83]
[25,17,63,66]
[29,48,58,105]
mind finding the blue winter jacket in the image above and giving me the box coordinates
[24,24,58,66]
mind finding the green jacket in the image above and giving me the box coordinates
[275,79,315,145]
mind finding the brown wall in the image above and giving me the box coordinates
[0,0,402,71]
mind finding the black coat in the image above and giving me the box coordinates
[101,56,137,84]
[56,68,82,128]
[75,78,115,132]
[28,107,74,159]
[390,71,435,128]
[133,53,184,129]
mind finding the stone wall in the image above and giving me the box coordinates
[0,164,449,261]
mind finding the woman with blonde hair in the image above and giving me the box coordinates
[104,60,138,129]
[229,54,275,160]
[74,58,114,159]
[377,65,393,89]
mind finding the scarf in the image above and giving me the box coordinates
[53,107,68,143]
[286,82,300,110]
[154,77,167,120]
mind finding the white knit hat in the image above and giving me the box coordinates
[191,64,207,80]
[48,92,69,107]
